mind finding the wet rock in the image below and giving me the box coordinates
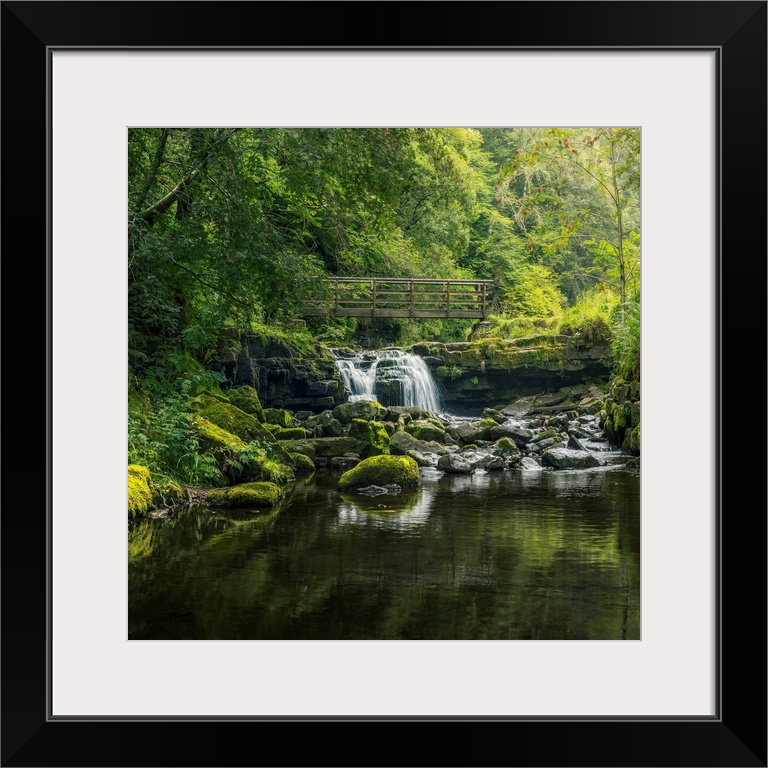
[390,431,455,457]
[488,421,534,446]
[541,448,602,469]
[329,455,361,471]
[437,454,472,473]
[519,457,542,470]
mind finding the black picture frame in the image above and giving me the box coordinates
[3,2,765,766]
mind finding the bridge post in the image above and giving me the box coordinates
[372,278,377,318]
[409,280,414,317]
[334,278,339,316]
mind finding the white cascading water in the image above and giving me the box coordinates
[332,349,443,414]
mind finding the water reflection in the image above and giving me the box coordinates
[129,469,639,640]
[335,488,434,531]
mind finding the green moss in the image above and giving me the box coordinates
[199,402,274,444]
[258,460,295,485]
[128,464,154,518]
[332,400,386,424]
[349,419,391,458]
[405,418,446,443]
[613,404,629,430]
[275,427,307,440]
[225,385,265,422]
[435,364,462,380]
[263,408,292,428]
[309,436,360,458]
[189,393,227,411]
[192,415,249,454]
[338,455,420,490]
[283,440,316,461]
[496,437,519,455]
[206,481,285,509]
[629,426,641,455]
[289,453,316,473]
[264,423,281,434]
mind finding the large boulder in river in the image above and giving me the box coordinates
[390,431,455,457]
[488,421,534,445]
[338,455,420,490]
[451,418,498,444]
[206,481,286,509]
[541,448,602,469]
[405,418,446,443]
[333,399,387,424]
[437,453,472,473]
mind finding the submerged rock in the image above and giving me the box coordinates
[355,484,402,496]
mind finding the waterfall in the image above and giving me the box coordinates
[332,349,444,414]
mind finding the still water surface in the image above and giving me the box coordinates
[129,466,639,640]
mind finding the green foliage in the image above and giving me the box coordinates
[557,286,618,343]
[128,387,220,486]
[435,364,463,381]
[611,298,640,381]
[502,263,564,318]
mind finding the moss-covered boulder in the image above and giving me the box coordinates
[390,431,453,457]
[289,453,316,473]
[275,427,307,440]
[307,436,360,458]
[199,402,274,445]
[307,411,344,437]
[338,455,420,490]
[190,393,230,411]
[263,408,292,428]
[452,418,497,444]
[282,440,316,461]
[225,385,265,422]
[333,399,386,425]
[349,419,390,458]
[128,464,154,517]
[405,419,446,443]
[495,437,520,456]
[197,403,293,465]
[191,416,259,483]
[206,481,285,509]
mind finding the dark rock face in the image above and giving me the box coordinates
[218,333,348,412]
[413,338,611,412]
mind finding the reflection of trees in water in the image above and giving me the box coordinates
[129,472,639,640]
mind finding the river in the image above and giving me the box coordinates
[128,464,639,640]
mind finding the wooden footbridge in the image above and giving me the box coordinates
[302,277,495,319]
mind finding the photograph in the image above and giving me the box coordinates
[3,0,765,764]
[127,126,642,642]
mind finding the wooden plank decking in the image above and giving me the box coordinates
[302,278,494,319]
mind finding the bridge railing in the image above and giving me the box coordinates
[302,277,495,319]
